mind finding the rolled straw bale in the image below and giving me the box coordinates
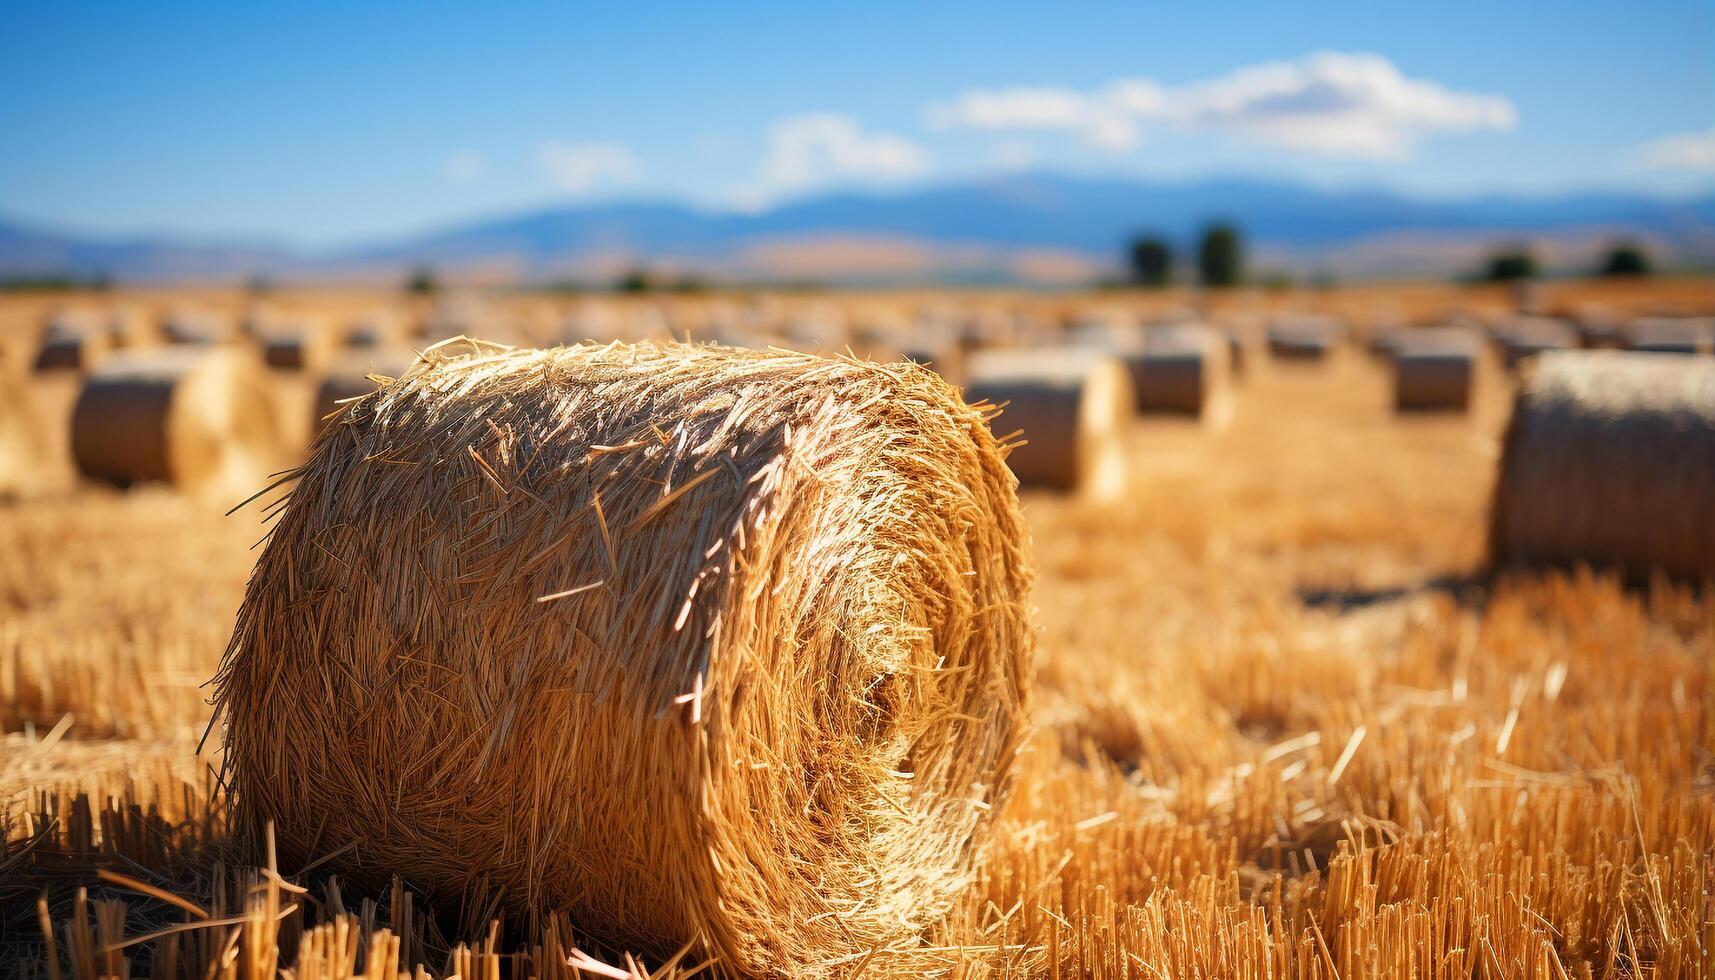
[1266,314,1343,361]
[218,342,1033,975]
[1119,323,1231,418]
[0,348,44,496]
[70,347,283,492]
[160,309,228,345]
[1492,316,1578,370]
[259,319,335,372]
[343,309,408,349]
[1624,317,1714,356]
[310,348,424,433]
[1489,351,1715,581]
[1392,327,1486,413]
[895,334,965,385]
[33,309,111,372]
[963,348,1131,497]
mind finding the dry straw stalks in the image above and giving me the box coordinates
[214,340,1034,976]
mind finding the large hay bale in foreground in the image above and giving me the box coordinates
[70,347,283,493]
[963,349,1131,498]
[216,342,1034,975]
[1490,351,1715,581]
[1392,327,1487,413]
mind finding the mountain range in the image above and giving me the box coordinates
[4,174,1712,286]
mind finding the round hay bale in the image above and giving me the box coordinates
[1266,314,1343,361]
[216,342,1033,975]
[1392,327,1486,413]
[0,348,44,496]
[1492,316,1578,370]
[33,311,112,372]
[1624,317,1714,356]
[160,309,228,346]
[963,348,1131,498]
[70,347,283,493]
[1489,351,1715,582]
[1119,324,1231,418]
[343,309,409,349]
[260,320,335,372]
[310,348,424,434]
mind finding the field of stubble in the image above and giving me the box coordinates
[1,287,1711,979]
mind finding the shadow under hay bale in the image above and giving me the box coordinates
[963,348,1132,498]
[70,347,284,495]
[1392,327,1488,413]
[216,341,1033,977]
[1489,350,1715,582]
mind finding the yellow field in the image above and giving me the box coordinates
[0,284,1711,978]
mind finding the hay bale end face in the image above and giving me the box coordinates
[1392,327,1486,413]
[217,341,1034,975]
[1490,351,1715,582]
[963,348,1132,498]
[70,347,283,493]
[1122,324,1231,418]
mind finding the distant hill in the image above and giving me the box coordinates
[5,174,1713,285]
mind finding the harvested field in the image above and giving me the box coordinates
[0,285,1711,979]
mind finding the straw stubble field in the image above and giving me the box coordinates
[0,295,1711,979]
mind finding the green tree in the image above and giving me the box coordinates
[1598,240,1651,278]
[405,266,440,295]
[1197,222,1244,288]
[615,268,655,293]
[1484,247,1537,282]
[1127,234,1173,288]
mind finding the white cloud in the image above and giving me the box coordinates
[730,114,929,210]
[925,86,1140,151]
[536,141,640,194]
[926,51,1517,161]
[443,150,485,183]
[1636,128,1715,172]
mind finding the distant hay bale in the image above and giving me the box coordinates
[160,309,229,346]
[70,347,283,493]
[1266,314,1344,361]
[310,348,424,434]
[964,348,1131,498]
[342,309,409,349]
[1624,317,1714,356]
[33,310,111,372]
[1392,327,1486,413]
[1492,316,1578,369]
[260,321,334,372]
[1117,324,1231,418]
[216,341,1032,976]
[1490,351,1715,582]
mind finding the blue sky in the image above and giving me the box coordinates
[2,0,1711,248]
